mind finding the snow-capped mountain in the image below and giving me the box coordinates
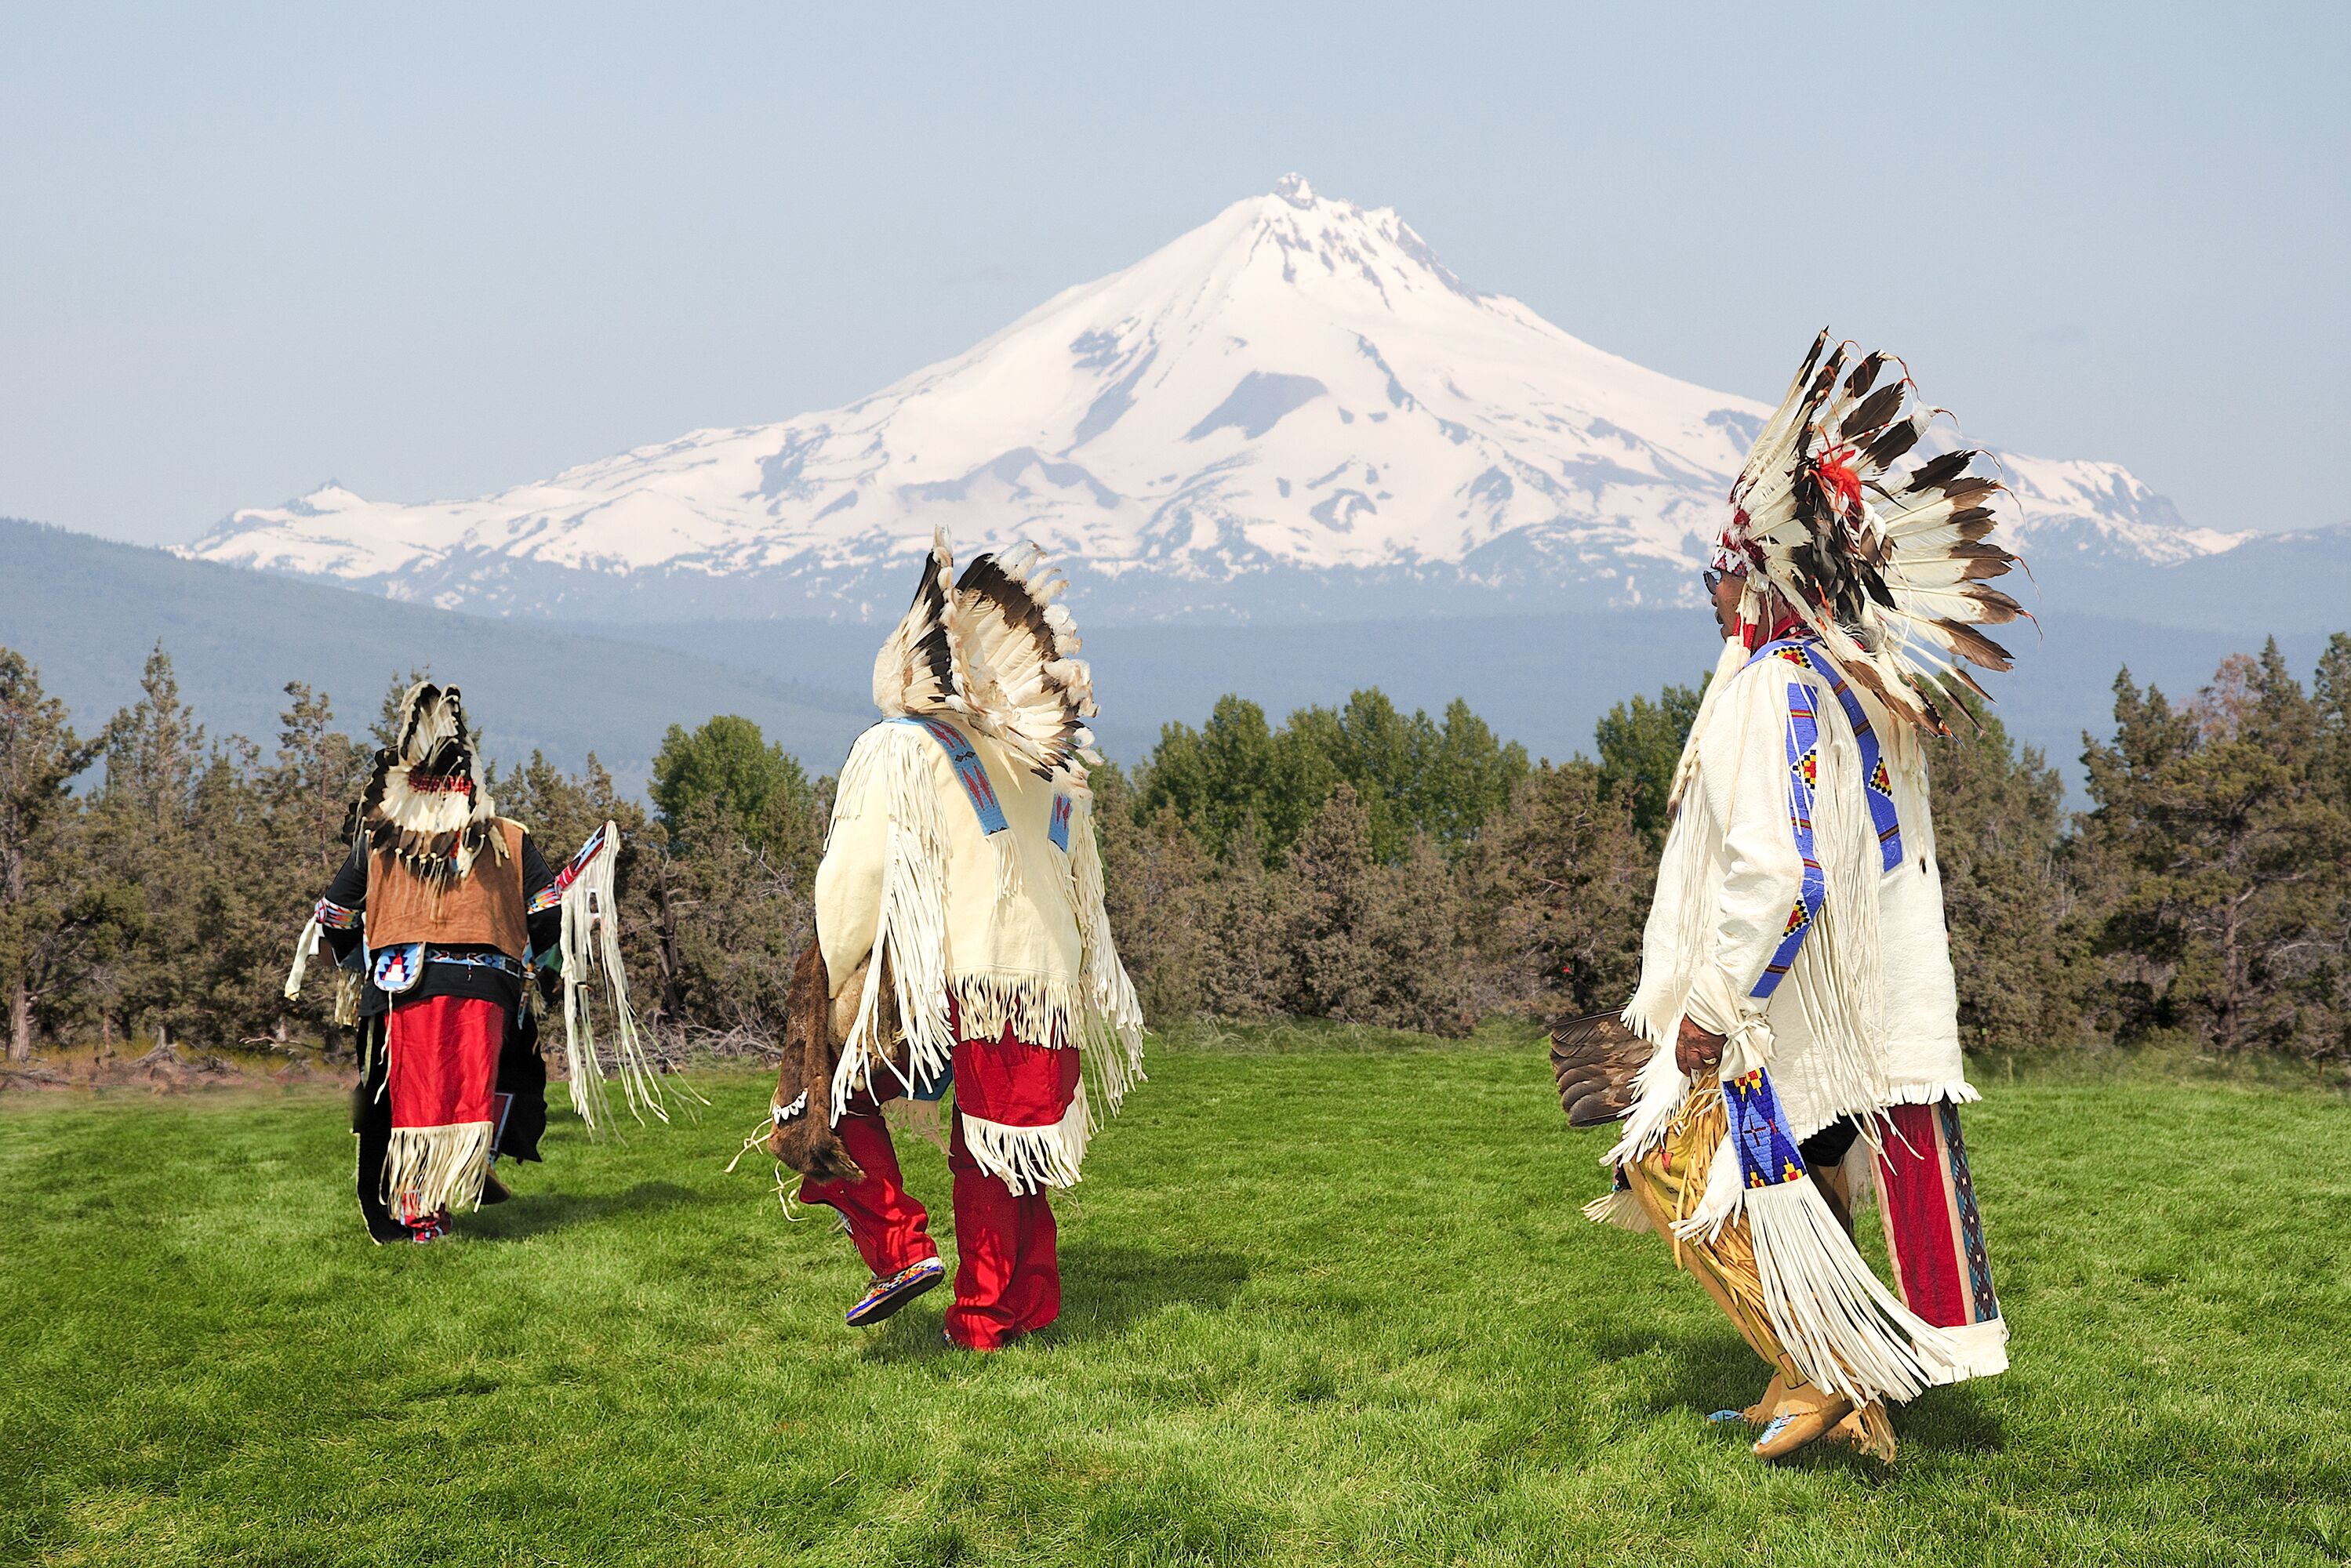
[187,174,2247,624]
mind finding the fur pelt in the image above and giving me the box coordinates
[766,942,907,1183]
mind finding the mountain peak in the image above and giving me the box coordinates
[1272,171,1317,209]
[185,183,2225,625]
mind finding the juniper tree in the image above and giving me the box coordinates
[267,681,369,876]
[1459,759,1650,1019]
[1092,764,1209,1025]
[1195,816,1295,1021]
[0,648,104,1059]
[1927,706,2083,1050]
[2077,645,2351,1054]
[87,646,214,1047]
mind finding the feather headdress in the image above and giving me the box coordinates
[1716,330,2029,735]
[870,528,1103,781]
[349,681,500,882]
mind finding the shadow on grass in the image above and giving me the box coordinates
[1595,1323,2008,1467]
[849,1239,1253,1363]
[1055,1239,1252,1338]
[1593,1327,1761,1414]
[462,1180,700,1242]
[1899,1381,2006,1457]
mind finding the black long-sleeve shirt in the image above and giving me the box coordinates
[318,832,561,1017]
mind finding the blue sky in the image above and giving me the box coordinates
[2,2,2342,546]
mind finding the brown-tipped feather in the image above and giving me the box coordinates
[1842,351,1889,401]
[1961,585,2025,622]
[1840,383,1905,442]
[1862,416,1925,470]
[1947,663,1995,704]
[1905,450,1973,492]
[1842,656,1918,725]
[1936,619,2015,670]
[1939,475,2001,503]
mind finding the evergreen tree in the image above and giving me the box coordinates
[1459,760,1650,1018]
[1195,816,1295,1021]
[1372,834,1476,1036]
[261,684,371,1048]
[649,797,809,1051]
[1089,764,1208,1025]
[1927,707,2080,1049]
[89,646,213,1047]
[1143,687,1524,864]
[1417,698,1530,853]
[0,648,107,1059]
[180,739,290,1050]
[267,682,369,875]
[1595,678,1706,844]
[1141,695,1336,862]
[2077,647,2351,1054]
[649,714,816,863]
[1282,784,1383,1022]
[2311,632,2351,813]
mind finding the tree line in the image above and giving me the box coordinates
[2,633,2346,1066]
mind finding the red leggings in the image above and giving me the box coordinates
[801,1034,1070,1349]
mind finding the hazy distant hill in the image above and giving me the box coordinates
[0,519,870,789]
[594,608,2342,786]
[7,518,2335,801]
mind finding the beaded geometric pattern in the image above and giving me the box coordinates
[529,821,609,914]
[1939,1099,2001,1324]
[895,715,1009,835]
[1751,637,1905,873]
[1727,1069,1808,1189]
[1753,679,1825,999]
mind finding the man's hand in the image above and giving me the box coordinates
[1675,1016,1727,1077]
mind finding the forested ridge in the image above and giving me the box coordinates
[2,630,2347,1070]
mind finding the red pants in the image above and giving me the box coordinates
[1874,1100,2002,1333]
[801,1024,1077,1349]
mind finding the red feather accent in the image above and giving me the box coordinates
[1814,446,1863,518]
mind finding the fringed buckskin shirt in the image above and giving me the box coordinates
[1622,636,1974,1153]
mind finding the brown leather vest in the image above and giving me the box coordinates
[365,818,529,958]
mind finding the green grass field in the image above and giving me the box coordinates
[6,1024,2350,1567]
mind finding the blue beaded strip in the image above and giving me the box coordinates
[894,716,1008,835]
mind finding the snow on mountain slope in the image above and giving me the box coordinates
[186,174,2245,623]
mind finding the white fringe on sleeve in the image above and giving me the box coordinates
[282,914,362,1028]
[557,820,669,1133]
[828,725,957,1118]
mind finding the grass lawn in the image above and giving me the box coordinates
[5,1022,2350,1566]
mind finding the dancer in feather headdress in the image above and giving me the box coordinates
[765,529,1143,1348]
[1587,332,2015,1461]
[285,681,666,1243]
